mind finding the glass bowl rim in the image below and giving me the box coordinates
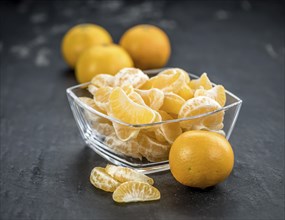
[66,69,243,128]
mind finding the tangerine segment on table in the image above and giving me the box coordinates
[112,181,161,203]
[178,96,224,130]
[105,164,154,185]
[194,85,226,107]
[169,130,234,189]
[109,87,156,125]
[90,167,120,192]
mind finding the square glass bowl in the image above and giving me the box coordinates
[66,69,242,174]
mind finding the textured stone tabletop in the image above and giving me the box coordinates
[0,1,284,219]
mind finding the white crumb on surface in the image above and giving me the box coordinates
[10,45,30,58]
[158,19,177,30]
[265,44,278,58]
[31,35,47,46]
[241,0,252,11]
[215,10,230,20]
[35,48,51,67]
[30,13,47,24]
[50,24,69,35]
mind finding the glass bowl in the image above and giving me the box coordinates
[66,69,242,174]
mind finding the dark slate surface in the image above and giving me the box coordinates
[0,0,284,219]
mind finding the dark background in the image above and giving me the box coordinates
[0,0,284,219]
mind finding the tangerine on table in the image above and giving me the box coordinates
[61,24,112,68]
[119,24,171,70]
[169,130,234,189]
[76,44,133,83]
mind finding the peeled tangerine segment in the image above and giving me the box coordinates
[141,70,184,93]
[194,85,226,107]
[93,86,113,112]
[112,181,161,203]
[87,84,98,95]
[189,72,212,90]
[114,68,149,88]
[105,133,142,160]
[176,83,194,100]
[158,68,191,83]
[135,88,164,110]
[178,96,224,130]
[79,97,103,113]
[137,133,170,162]
[160,92,186,115]
[79,97,110,124]
[128,91,146,106]
[90,167,120,192]
[155,111,182,144]
[109,87,156,125]
[105,164,154,185]
[121,84,134,95]
[91,74,115,88]
[112,122,139,141]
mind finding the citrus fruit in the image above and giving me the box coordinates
[141,70,184,93]
[119,24,171,70]
[157,68,193,100]
[61,24,112,68]
[109,87,155,124]
[90,74,115,88]
[87,84,98,95]
[176,83,194,100]
[112,181,161,203]
[194,85,226,107]
[178,96,224,130]
[93,86,113,112]
[112,122,139,141]
[128,91,146,106]
[105,164,154,185]
[160,92,185,115]
[159,68,190,83]
[78,97,103,113]
[169,130,234,189]
[121,84,134,95]
[105,134,142,160]
[76,44,133,83]
[79,97,110,124]
[155,110,182,144]
[135,88,164,110]
[189,73,212,90]
[137,133,170,162]
[114,68,149,88]
[90,167,120,192]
